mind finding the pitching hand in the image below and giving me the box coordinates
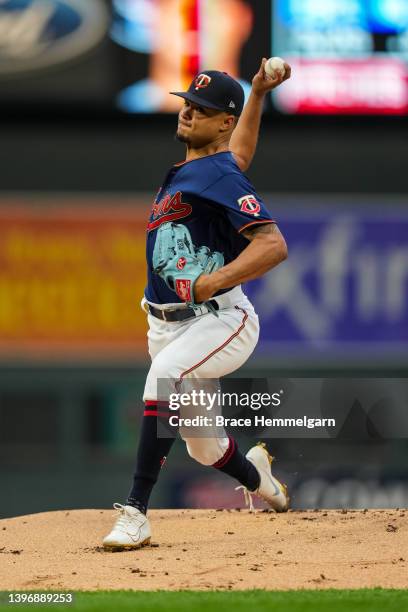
[251,58,291,97]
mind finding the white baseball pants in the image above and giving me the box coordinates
[142,286,260,466]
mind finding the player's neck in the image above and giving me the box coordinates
[185,137,230,162]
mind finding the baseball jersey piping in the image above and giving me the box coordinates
[177,306,248,382]
[238,219,276,233]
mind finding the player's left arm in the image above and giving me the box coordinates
[229,58,291,173]
[194,222,287,303]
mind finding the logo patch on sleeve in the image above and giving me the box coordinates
[238,195,261,216]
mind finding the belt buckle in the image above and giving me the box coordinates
[191,304,205,317]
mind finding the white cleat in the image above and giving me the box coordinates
[236,442,289,513]
[103,503,152,550]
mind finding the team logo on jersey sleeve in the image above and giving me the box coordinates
[238,194,261,216]
[195,74,212,90]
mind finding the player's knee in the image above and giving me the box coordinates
[184,438,225,466]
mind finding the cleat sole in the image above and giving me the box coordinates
[103,537,151,552]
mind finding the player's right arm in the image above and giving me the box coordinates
[229,58,291,172]
[194,222,287,303]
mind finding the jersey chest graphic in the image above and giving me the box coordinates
[148,191,192,231]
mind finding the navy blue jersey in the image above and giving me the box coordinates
[145,151,274,304]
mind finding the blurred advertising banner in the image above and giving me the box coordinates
[1,195,407,365]
[272,0,408,115]
[273,58,408,116]
[0,198,149,363]
[0,0,109,77]
[246,197,408,363]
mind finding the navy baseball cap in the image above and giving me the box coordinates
[170,71,245,116]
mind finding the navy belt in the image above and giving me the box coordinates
[148,300,219,322]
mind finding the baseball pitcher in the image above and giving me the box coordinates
[103,59,291,549]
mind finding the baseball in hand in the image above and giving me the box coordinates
[265,57,286,79]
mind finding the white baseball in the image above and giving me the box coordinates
[265,57,286,79]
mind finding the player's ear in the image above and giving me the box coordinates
[220,114,236,133]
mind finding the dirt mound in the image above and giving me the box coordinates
[0,509,407,591]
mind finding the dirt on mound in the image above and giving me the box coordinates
[0,509,407,591]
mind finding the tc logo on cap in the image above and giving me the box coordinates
[195,74,212,90]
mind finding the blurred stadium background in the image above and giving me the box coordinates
[1,0,408,518]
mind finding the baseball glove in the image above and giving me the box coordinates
[152,222,224,305]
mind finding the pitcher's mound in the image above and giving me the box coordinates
[0,509,407,591]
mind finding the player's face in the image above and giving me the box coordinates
[176,100,234,147]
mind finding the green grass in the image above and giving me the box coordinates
[1,590,408,612]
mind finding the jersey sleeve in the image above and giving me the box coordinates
[199,172,275,233]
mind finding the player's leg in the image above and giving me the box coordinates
[143,301,265,496]
[103,309,188,549]
[123,301,253,515]
[103,296,285,549]
[124,309,203,515]
[145,297,288,512]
